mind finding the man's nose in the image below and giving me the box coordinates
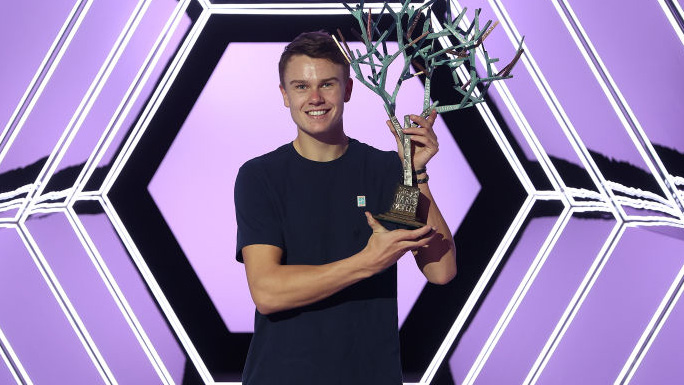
[309,89,324,104]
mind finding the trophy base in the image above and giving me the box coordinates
[374,212,426,230]
[374,184,426,230]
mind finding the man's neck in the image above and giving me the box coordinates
[293,130,349,162]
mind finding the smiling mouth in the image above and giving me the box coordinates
[307,110,329,117]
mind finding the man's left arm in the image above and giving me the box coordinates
[388,110,457,285]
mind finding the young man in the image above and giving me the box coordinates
[234,31,456,385]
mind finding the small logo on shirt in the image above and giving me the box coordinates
[357,196,366,207]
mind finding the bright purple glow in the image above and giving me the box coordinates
[25,213,165,384]
[0,1,74,143]
[0,0,142,175]
[78,211,187,384]
[148,42,480,332]
[0,227,104,384]
[476,216,617,384]
[0,360,15,384]
[631,267,684,383]
[449,215,558,383]
[51,0,183,179]
[538,226,684,384]
[569,0,684,154]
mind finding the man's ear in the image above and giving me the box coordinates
[279,84,290,108]
[344,77,353,102]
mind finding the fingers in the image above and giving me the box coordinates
[409,109,437,128]
[365,211,388,233]
[398,225,436,250]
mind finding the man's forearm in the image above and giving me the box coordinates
[244,221,435,315]
[245,250,373,315]
[414,181,457,284]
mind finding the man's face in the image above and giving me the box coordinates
[279,55,353,140]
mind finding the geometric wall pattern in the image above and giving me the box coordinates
[1,1,683,385]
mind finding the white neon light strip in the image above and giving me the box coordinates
[486,0,625,220]
[606,181,673,207]
[656,0,684,46]
[0,0,92,170]
[0,323,32,385]
[611,197,681,219]
[616,241,684,384]
[0,185,32,204]
[524,221,625,385]
[101,7,211,194]
[0,199,26,212]
[65,207,174,384]
[551,0,684,219]
[15,223,117,385]
[461,206,574,385]
[98,195,213,384]
[19,0,153,222]
[565,187,606,202]
[208,1,427,15]
[68,0,192,204]
[421,195,537,384]
[673,175,684,187]
[445,2,568,200]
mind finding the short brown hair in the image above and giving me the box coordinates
[278,31,350,85]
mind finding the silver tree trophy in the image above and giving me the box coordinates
[334,0,524,228]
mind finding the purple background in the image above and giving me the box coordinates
[1,0,683,384]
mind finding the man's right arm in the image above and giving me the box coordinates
[243,212,435,315]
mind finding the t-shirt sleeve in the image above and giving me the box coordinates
[234,161,284,263]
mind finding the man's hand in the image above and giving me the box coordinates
[386,109,439,171]
[359,212,435,275]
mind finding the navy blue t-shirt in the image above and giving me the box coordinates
[234,138,403,385]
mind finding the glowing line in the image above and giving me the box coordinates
[612,197,681,219]
[0,185,32,203]
[607,180,672,207]
[101,9,211,195]
[15,223,117,385]
[531,191,565,201]
[524,222,625,385]
[445,2,568,199]
[0,199,26,212]
[0,0,92,171]
[64,207,174,384]
[99,195,213,383]
[207,2,422,15]
[68,0,192,204]
[551,0,684,218]
[0,324,33,385]
[20,0,153,222]
[486,0,625,221]
[656,0,684,46]
[421,195,536,383]
[617,241,684,384]
[570,205,613,214]
[461,206,573,385]
[673,175,684,187]
[565,187,606,201]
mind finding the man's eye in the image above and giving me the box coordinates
[322,83,334,88]
[295,84,307,90]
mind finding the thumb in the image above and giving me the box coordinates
[365,212,388,233]
[386,120,400,141]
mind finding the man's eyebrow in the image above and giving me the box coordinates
[319,77,340,83]
[288,77,340,85]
